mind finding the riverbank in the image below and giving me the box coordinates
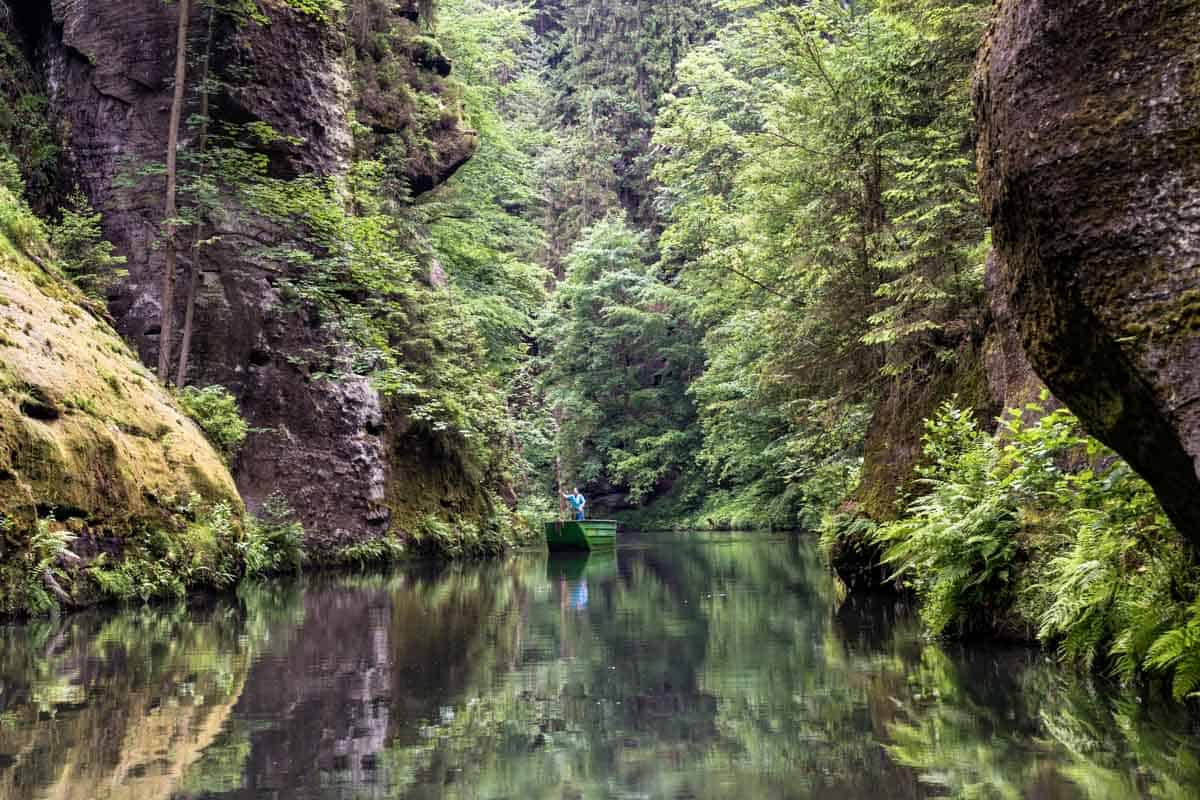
[0,188,539,618]
[823,399,1200,703]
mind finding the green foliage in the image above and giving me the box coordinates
[25,518,76,615]
[399,507,525,558]
[0,514,79,617]
[177,385,249,462]
[540,216,703,504]
[429,0,551,375]
[0,32,59,204]
[656,0,988,393]
[0,151,21,196]
[1143,599,1200,702]
[89,496,241,602]
[870,397,1200,699]
[48,189,128,298]
[818,510,879,566]
[873,403,1019,636]
[242,492,306,576]
[64,392,100,416]
[534,0,981,526]
[539,0,720,239]
[282,0,344,21]
[0,185,46,254]
[334,534,407,566]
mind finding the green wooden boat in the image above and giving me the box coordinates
[544,519,618,551]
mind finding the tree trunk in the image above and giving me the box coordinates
[176,1,215,388]
[158,0,190,384]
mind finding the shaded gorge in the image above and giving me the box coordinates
[0,533,1198,799]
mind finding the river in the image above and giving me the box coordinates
[0,531,1196,799]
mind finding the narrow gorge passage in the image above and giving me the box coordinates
[0,1,1198,796]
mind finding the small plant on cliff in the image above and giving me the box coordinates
[243,492,306,576]
[0,153,21,196]
[283,0,344,21]
[0,185,44,255]
[0,514,77,616]
[24,518,76,615]
[335,534,406,566]
[89,497,240,602]
[177,384,249,462]
[48,189,127,299]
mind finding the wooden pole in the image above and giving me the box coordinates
[555,454,565,521]
[554,408,566,521]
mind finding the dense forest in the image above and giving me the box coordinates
[1,0,1199,705]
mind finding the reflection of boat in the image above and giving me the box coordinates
[546,549,618,582]
[544,519,618,551]
[548,551,618,614]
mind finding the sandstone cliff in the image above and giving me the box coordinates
[0,188,241,612]
[976,0,1200,540]
[5,0,484,550]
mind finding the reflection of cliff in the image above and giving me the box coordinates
[388,567,522,736]
[230,580,394,796]
[35,688,243,800]
[0,608,252,800]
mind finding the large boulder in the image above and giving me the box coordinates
[976,0,1200,540]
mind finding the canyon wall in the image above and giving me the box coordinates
[15,0,481,548]
[975,0,1200,540]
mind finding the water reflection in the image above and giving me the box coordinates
[0,532,1197,799]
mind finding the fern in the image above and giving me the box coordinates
[873,402,1019,636]
[1144,600,1200,701]
[876,397,1200,702]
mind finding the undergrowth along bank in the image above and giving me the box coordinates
[825,397,1200,702]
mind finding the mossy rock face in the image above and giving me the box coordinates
[378,410,503,560]
[976,0,1200,541]
[855,341,997,522]
[0,222,241,611]
[36,0,477,547]
[346,0,478,194]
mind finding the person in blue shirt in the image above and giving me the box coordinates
[562,487,586,520]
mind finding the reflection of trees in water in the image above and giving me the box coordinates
[884,645,1200,799]
[379,536,1200,800]
[382,535,923,799]
[0,585,297,800]
[3,539,1199,800]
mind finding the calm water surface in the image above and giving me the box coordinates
[1,532,1198,799]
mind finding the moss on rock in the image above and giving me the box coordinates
[0,192,242,614]
[855,341,996,522]
[975,0,1200,542]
